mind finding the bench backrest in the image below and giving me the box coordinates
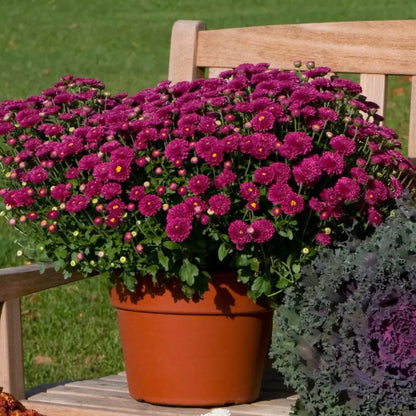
[168,20,416,162]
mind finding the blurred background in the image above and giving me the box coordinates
[1,0,414,392]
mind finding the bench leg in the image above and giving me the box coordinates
[0,299,25,399]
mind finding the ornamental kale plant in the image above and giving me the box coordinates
[270,193,416,416]
[0,63,414,299]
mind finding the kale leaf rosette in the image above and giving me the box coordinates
[270,195,416,415]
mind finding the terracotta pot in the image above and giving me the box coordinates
[109,272,273,406]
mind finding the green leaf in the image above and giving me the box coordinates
[157,249,169,271]
[179,259,199,286]
[292,264,301,274]
[163,241,180,250]
[218,243,230,261]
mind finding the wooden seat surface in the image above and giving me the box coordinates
[22,368,295,416]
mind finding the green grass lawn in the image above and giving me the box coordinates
[0,0,415,391]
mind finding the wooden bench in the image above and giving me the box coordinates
[1,18,416,416]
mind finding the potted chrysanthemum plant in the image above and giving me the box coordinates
[0,62,414,406]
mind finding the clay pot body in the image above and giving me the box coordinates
[109,272,273,406]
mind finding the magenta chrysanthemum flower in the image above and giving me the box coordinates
[79,154,101,170]
[188,174,211,195]
[254,166,275,185]
[106,198,126,215]
[138,194,161,217]
[84,180,102,199]
[292,155,322,186]
[165,138,190,166]
[251,111,274,132]
[129,185,145,201]
[269,162,291,183]
[228,220,251,250]
[101,182,122,200]
[50,184,71,201]
[315,232,332,246]
[65,167,80,179]
[208,194,231,215]
[240,182,260,201]
[185,196,207,214]
[278,132,313,160]
[213,168,237,189]
[280,193,304,215]
[167,202,194,222]
[15,108,42,128]
[350,167,369,184]
[365,179,389,205]
[267,183,292,205]
[319,151,345,175]
[221,133,242,152]
[251,219,275,243]
[100,140,121,154]
[320,187,341,207]
[166,218,192,242]
[367,207,383,226]
[92,162,110,182]
[317,106,339,122]
[108,159,131,182]
[46,210,59,220]
[198,116,218,134]
[105,214,121,228]
[28,166,48,183]
[329,135,356,156]
[390,177,404,198]
[43,124,63,136]
[66,195,89,213]
[334,176,361,201]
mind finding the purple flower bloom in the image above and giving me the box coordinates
[254,165,275,185]
[84,180,102,199]
[138,194,161,216]
[198,116,218,134]
[65,167,80,179]
[66,195,89,213]
[79,154,102,170]
[251,219,275,243]
[329,135,356,156]
[292,155,322,186]
[165,138,190,166]
[228,220,251,250]
[108,159,131,182]
[334,176,361,201]
[188,174,211,195]
[319,151,345,175]
[106,198,126,215]
[101,182,122,200]
[15,108,42,128]
[208,194,231,215]
[50,184,71,201]
[213,168,237,189]
[28,166,49,183]
[129,185,145,201]
[240,182,260,201]
[315,232,332,245]
[367,207,383,226]
[280,193,304,215]
[166,218,192,242]
[251,111,274,132]
[278,132,313,160]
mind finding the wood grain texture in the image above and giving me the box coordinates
[0,263,86,302]
[24,370,295,416]
[168,20,206,84]
[196,20,416,75]
[359,74,387,118]
[0,299,24,399]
